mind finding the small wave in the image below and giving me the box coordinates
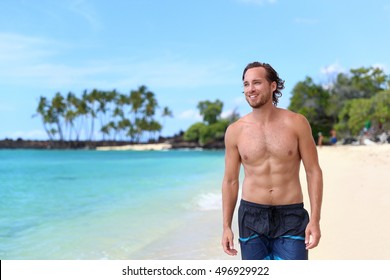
[194,192,222,211]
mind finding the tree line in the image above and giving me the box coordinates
[288,66,390,143]
[34,65,390,146]
[183,66,390,146]
[34,85,173,142]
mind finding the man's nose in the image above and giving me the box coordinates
[248,83,256,92]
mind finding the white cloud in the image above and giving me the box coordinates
[372,63,388,72]
[221,110,233,119]
[320,62,389,77]
[319,63,345,90]
[0,32,237,91]
[178,109,202,121]
[0,33,58,62]
[0,32,111,89]
[320,63,345,76]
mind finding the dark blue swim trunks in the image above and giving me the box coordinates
[238,199,309,260]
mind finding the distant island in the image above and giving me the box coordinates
[0,132,225,150]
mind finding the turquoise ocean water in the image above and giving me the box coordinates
[0,149,225,259]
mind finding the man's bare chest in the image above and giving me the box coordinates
[237,126,298,163]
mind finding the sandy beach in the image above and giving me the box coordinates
[142,143,390,260]
[96,142,172,151]
[306,144,390,260]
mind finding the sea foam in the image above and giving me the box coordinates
[194,192,222,211]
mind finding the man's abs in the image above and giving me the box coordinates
[241,178,303,205]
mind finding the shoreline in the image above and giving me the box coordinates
[1,137,389,151]
[96,143,172,151]
[0,137,223,150]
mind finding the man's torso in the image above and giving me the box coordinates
[233,109,303,205]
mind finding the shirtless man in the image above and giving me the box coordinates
[222,62,323,260]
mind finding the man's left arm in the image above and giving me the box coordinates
[296,114,323,249]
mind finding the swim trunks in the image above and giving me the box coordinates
[238,199,309,260]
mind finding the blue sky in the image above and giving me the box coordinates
[1,0,389,140]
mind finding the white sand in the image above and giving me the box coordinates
[96,143,172,151]
[305,144,390,259]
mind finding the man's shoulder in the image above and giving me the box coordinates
[225,115,251,139]
[274,109,311,135]
[277,108,308,123]
[227,114,250,129]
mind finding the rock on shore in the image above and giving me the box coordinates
[0,135,225,150]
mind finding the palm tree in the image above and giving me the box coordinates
[34,96,53,140]
[85,89,99,141]
[161,106,173,137]
[96,90,117,140]
[129,87,145,124]
[64,92,78,140]
[51,92,66,141]
[34,85,170,143]
[147,120,162,141]
[76,93,89,141]
[117,118,132,141]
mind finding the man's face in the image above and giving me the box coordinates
[243,67,276,109]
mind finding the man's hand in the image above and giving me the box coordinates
[305,221,321,250]
[222,228,238,256]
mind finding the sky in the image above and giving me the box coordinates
[0,0,389,140]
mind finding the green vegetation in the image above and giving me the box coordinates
[289,66,390,143]
[184,99,238,145]
[34,86,172,142]
[34,65,390,146]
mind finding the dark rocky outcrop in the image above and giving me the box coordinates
[0,133,225,150]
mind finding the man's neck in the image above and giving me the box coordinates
[251,102,276,124]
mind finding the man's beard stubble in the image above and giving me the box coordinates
[246,92,272,109]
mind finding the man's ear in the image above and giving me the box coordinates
[271,81,277,92]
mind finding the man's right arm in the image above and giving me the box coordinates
[221,124,241,256]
